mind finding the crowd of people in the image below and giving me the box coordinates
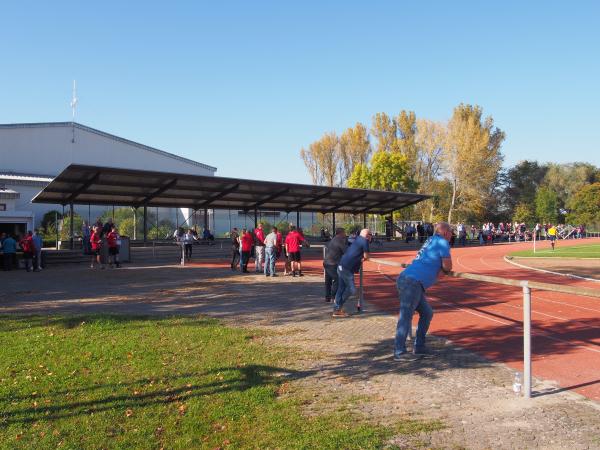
[452,222,588,246]
[228,223,308,277]
[0,230,44,272]
[82,218,122,269]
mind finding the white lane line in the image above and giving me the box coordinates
[503,256,600,283]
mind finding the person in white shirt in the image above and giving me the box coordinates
[263,227,279,277]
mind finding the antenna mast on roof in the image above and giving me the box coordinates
[70,80,78,143]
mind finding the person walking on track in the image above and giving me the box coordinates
[394,222,453,361]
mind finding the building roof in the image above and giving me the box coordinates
[33,164,429,215]
[0,122,217,173]
[0,172,55,183]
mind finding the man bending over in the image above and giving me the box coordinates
[394,222,453,360]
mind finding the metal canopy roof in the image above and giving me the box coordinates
[32,164,429,215]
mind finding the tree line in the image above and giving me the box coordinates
[300,104,600,228]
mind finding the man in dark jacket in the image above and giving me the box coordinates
[323,228,347,303]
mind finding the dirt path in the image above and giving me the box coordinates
[2,263,599,448]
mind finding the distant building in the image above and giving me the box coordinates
[0,122,216,236]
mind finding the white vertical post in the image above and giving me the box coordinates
[533,228,536,254]
[322,246,327,277]
[523,283,532,398]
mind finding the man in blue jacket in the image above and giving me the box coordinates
[2,234,17,271]
[394,222,453,360]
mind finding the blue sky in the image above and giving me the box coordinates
[1,1,599,183]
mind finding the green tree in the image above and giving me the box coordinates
[60,214,84,241]
[535,187,559,224]
[347,163,371,189]
[513,202,535,225]
[396,110,418,175]
[543,162,599,210]
[566,182,600,226]
[347,151,412,192]
[502,160,548,218]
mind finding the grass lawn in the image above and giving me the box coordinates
[509,243,600,258]
[0,315,440,449]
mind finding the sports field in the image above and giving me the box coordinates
[509,242,600,258]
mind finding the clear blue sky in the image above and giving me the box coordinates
[2,1,599,183]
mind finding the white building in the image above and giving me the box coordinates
[0,122,216,236]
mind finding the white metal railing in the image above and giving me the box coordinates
[359,257,600,398]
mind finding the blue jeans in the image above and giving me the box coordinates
[394,275,433,355]
[334,266,355,311]
[264,247,276,275]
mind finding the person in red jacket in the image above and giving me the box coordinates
[19,231,34,272]
[240,228,254,273]
[284,225,305,277]
[90,225,105,269]
[106,224,121,268]
[254,223,266,273]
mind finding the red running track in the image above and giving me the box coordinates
[190,238,600,401]
[359,238,600,401]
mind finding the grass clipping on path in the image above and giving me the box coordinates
[509,242,600,258]
[0,315,438,449]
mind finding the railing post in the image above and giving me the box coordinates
[522,283,532,398]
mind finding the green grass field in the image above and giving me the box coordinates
[510,242,600,258]
[0,315,440,449]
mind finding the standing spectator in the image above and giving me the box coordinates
[254,223,266,273]
[19,231,35,272]
[102,218,114,237]
[394,222,453,360]
[2,234,17,271]
[182,229,196,261]
[323,228,347,303]
[470,224,477,240]
[457,222,466,246]
[32,229,43,271]
[333,229,371,317]
[230,227,240,270]
[107,225,122,268]
[284,225,305,277]
[417,222,425,243]
[90,226,104,269]
[263,226,278,277]
[240,228,253,273]
[82,221,91,254]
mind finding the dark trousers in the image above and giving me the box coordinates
[324,263,339,300]
[241,251,250,272]
[231,248,240,268]
[3,253,15,271]
[184,244,193,259]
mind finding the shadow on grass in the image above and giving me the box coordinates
[0,364,314,426]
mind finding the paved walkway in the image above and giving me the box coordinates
[1,263,599,448]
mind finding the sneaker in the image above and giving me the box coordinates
[271,274,278,277]
[292,272,297,277]
[332,310,349,318]
[325,298,331,303]
[299,272,304,277]
[265,273,270,277]
[393,352,420,362]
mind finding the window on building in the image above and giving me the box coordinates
[0,204,6,211]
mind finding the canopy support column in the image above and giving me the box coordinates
[204,208,208,230]
[296,211,300,228]
[363,213,367,229]
[143,206,148,243]
[332,212,336,231]
[254,208,258,228]
[69,202,74,250]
